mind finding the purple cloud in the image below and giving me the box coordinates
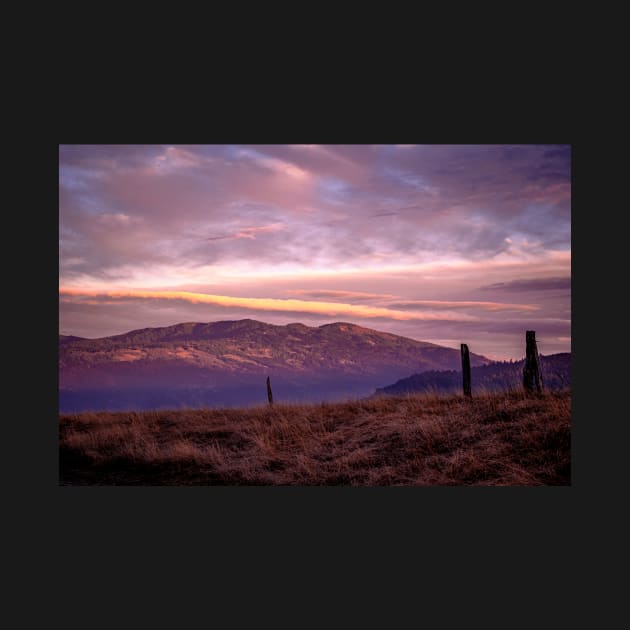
[59,144,571,359]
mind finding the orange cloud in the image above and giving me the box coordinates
[285,289,398,301]
[59,288,479,322]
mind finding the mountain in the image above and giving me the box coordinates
[374,353,571,397]
[59,319,491,412]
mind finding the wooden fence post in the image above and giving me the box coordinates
[461,343,472,397]
[523,331,543,393]
[266,376,274,406]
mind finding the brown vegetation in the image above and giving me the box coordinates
[59,389,570,486]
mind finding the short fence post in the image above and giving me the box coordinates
[461,343,472,397]
[523,331,543,393]
[266,376,274,406]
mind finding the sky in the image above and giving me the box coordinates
[59,144,571,360]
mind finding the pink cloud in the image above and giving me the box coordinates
[385,300,539,312]
[285,289,398,301]
[234,224,286,240]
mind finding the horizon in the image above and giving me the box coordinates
[59,144,571,361]
[58,316,571,362]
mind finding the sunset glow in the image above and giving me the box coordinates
[60,144,571,360]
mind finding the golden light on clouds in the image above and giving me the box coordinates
[60,288,485,322]
[60,145,571,358]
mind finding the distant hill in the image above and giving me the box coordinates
[59,319,491,412]
[374,353,571,396]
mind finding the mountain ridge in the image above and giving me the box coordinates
[61,319,445,346]
[59,318,491,412]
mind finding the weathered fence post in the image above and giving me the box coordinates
[523,330,543,393]
[461,343,472,397]
[266,376,274,406]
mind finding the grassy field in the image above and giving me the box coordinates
[59,389,570,486]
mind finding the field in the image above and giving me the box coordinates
[59,389,571,486]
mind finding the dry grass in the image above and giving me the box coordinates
[59,389,571,486]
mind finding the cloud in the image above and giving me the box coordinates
[60,288,480,322]
[285,289,398,302]
[96,213,140,227]
[148,146,206,173]
[384,300,539,312]
[60,144,571,280]
[59,145,571,359]
[479,277,571,292]
[369,211,400,218]
[206,223,286,241]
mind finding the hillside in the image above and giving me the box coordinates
[59,389,571,486]
[375,353,570,396]
[59,319,490,412]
